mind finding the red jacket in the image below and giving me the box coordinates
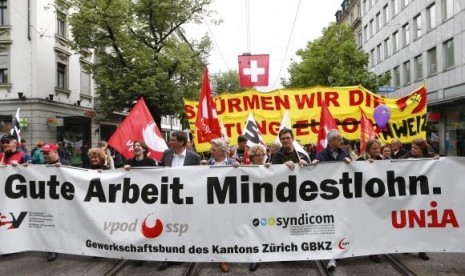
[0,150,27,164]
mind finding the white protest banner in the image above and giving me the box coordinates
[0,157,464,262]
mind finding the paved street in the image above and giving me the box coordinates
[1,252,464,275]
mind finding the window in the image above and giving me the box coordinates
[0,0,7,25]
[443,38,454,69]
[377,44,382,63]
[393,66,400,87]
[376,13,381,32]
[0,53,8,83]
[393,31,399,52]
[414,14,422,39]
[442,0,453,21]
[427,3,436,30]
[369,19,374,37]
[384,37,390,59]
[414,54,423,81]
[358,31,363,47]
[392,0,399,17]
[363,0,368,14]
[370,49,375,67]
[57,16,66,38]
[80,67,91,95]
[401,0,409,9]
[402,23,410,46]
[383,4,390,25]
[364,25,368,42]
[427,47,437,75]
[57,63,67,89]
[403,61,411,84]
[370,0,375,9]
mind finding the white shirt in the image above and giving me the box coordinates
[171,148,186,167]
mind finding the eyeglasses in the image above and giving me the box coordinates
[280,136,292,140]
[1,140,10,144]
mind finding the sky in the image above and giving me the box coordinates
[185,0,343,92]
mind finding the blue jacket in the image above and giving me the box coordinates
[316,147,349,162]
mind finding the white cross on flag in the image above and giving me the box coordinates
[238,54,269,87]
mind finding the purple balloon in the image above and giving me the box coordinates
[373,104,391,128]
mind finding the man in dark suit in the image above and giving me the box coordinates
[157,130,200,271]
[158,130,200,167]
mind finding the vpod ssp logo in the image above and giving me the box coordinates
[141,213,164,238]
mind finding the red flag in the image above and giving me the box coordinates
[238,54,269,87]
[108,98,167,160]
[195,68,222,142]
[242,148,251,165]
[316,101,339,154]
[360,108,378,154]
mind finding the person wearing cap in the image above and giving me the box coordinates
[41,143,70,262]
[0,134,30,165]
[42,143,71,167]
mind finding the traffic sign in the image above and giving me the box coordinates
[378,86,396,93]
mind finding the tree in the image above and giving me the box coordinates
[284,23,390,92]
[55,0,213,126]
[210,70,246,94]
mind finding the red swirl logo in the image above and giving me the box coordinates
[141,214,164,238]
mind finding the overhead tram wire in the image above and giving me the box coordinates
[201,11,231,72]
[245,0,251,53]
[272,0,302,88]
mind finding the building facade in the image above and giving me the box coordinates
[0,1,182,164]
[337,0,465,156]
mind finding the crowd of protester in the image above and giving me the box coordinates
[0,129,441,272]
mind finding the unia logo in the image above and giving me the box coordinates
[391,201,459,228]
[0,212,28,229]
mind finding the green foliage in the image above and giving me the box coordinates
[284,23,390,92]
[55,0,213,124]
[210,70,246,94]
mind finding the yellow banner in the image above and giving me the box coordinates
[185,85,427,152]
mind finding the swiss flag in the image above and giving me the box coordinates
[316,101,339,154]
[108,98,167,160]
[238,54,269,87]
[195,68,222,143]
[359,108,378,154]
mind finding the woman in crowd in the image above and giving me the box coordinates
[357,139,383,162]
[249,145,270,167]
[409,138,437,159]
[356,139,383,263]
[246,145,270,272]
[404,137,439,261]
[268,141,281,163]
[124,140,157,169]
[381,144,392,159]
[87,148,110,171]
